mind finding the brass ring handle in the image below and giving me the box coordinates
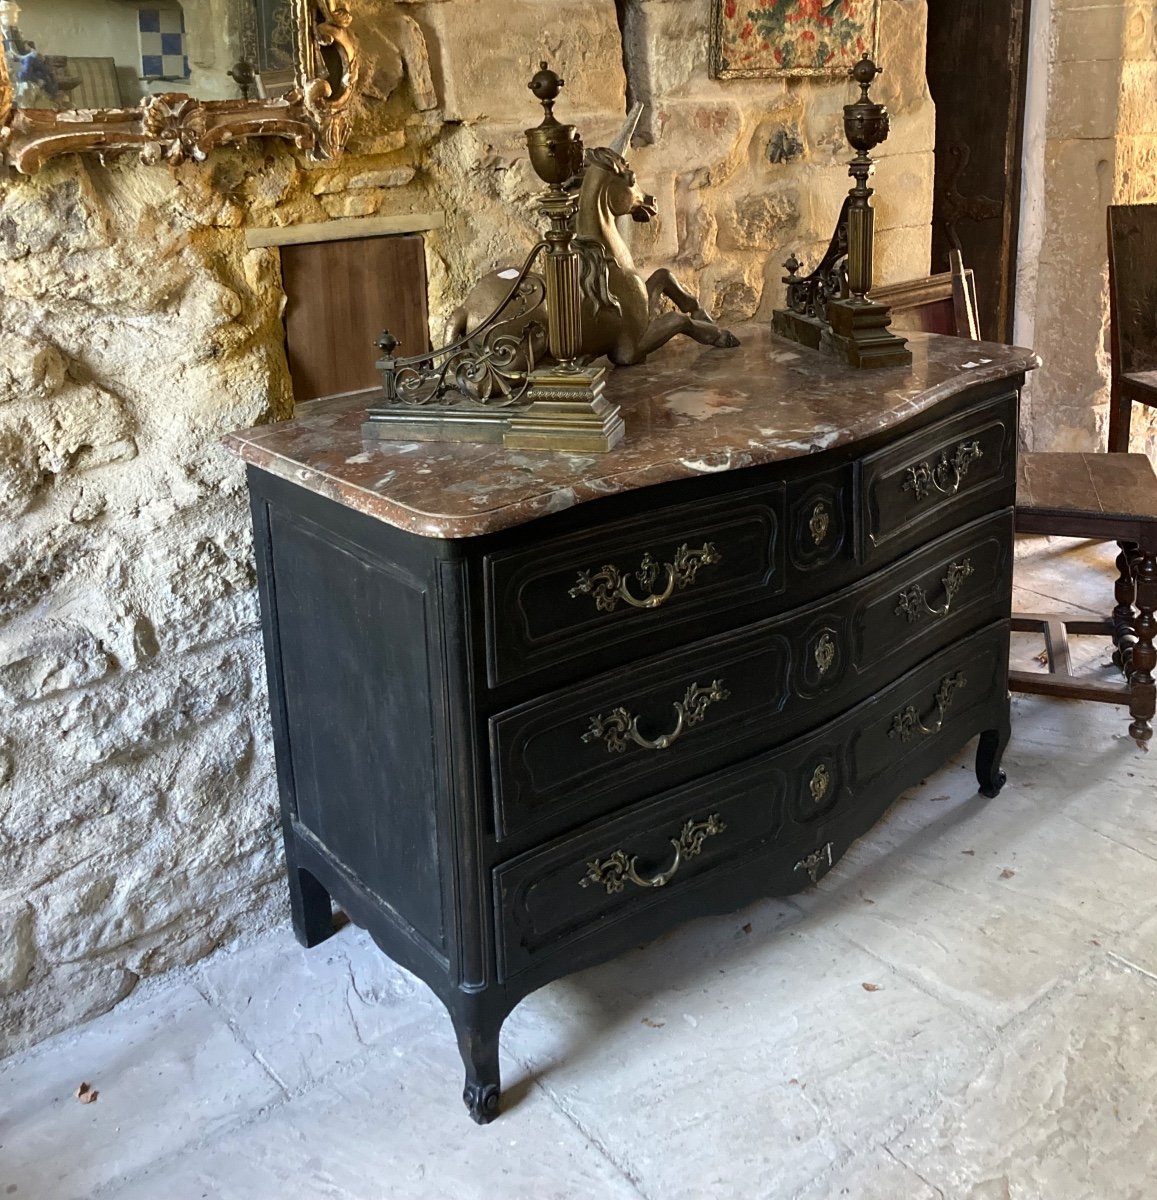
[888,670,966,742]
[901,440,983,503]
[569,542,722,613]
[582,679,730,754]
[894,558,975,623]
[580,814,727,894]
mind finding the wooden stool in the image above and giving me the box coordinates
[1011,452,1157,747]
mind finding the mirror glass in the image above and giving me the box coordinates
[0,0,295,109]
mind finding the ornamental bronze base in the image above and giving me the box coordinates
[821,298,911,370]
[771,307,826,351]
[505,365,624,453]
[362,365,624,452]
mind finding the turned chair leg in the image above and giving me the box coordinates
[1128,551,1157,747]
[1112,541,1139,670]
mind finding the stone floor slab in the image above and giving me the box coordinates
[500,911,990,1200]
[106,1016,645,1200]
[0,984,282,1200]
[197,923,441,1093]
[889,956,1157,1200]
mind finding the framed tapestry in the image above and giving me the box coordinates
[709,0,881,78]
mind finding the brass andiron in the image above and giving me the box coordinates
[363,63,624,452]
[772,55,912,370]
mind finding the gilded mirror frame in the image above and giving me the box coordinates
[0,0,358,173]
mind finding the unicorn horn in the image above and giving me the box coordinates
[609,103,645,154]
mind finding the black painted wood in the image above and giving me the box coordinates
[245,372,1022,1125]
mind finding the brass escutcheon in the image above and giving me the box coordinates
[809,501,830,546]
[794,842,833,884]
[809,763,830,804]
[580,814,727,894]
[814,632,836,676]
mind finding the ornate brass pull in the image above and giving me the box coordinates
[894,558,975,623]
[569,542,722,612]
[809,502,830,546]
[795,842,833,884]
[581,814,726,894]
[583,679,730,753]
[888,671,967,742]
[902,440,983,502]
[809,763,830,803]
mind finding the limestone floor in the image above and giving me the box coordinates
[4,535,1157,1200]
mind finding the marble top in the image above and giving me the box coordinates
[224,326,1039,539]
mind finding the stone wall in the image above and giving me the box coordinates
[0,0,935,1055]
[1016,0,1157,454]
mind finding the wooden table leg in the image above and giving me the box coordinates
[1128,551,1157,747]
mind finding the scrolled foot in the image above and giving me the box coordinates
[463,1081,501,1124]
[978,769,1006,799]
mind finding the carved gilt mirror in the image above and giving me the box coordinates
[0,0,357,172]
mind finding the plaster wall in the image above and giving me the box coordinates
[0,0,935,1055]
[1015,0,1157,454]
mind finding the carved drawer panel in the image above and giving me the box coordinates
[493,620,1009,982]
[483,486,787,687]
[858,392,1017,562]
[490,509,1009,846]
[493,752,789,982]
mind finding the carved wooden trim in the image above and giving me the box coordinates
[0,0,358,173]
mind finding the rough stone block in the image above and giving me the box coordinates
[0,619,113,705]
[1047,59,1123,139]
[420,0,626,124]
[1056,4,1134,60]
[0,900,34,996]
[718,187,800,251]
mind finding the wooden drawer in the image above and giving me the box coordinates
[489,509,1011,845]
[493,620,1008,981]
[858,392,1017,562]
[483,486,788,687]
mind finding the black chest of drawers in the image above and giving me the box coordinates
[237,333,1030,1123]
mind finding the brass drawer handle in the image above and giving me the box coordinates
[902,440,983,502]
[894,558,975,623]
[581,814,727,894]
[569,542,722,612]
[888,671,967,742]
[583,679,730,753]
[809,502,830,546]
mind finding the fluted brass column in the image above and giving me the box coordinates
[509,63,625,452]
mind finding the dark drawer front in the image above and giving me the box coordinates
[483,486,788,688]
[491,510,1010,845]
[858,392,1016,562]
[493,621,1008,981]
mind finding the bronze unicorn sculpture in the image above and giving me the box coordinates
[445,107,739,366]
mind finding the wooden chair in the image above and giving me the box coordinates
[870,248,980,340]
[1009,206,1157,746]
[1107,204,1157,452]
[1011,454,1157,746]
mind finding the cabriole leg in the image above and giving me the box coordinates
[976,717,1010,798]
[452,1005,504,1125]
[288,862,335,948]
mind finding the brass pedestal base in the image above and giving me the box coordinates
[505,365,624,453]
[363,365,624,453]
[822,298,911,369]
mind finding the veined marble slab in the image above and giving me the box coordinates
[224,326,1039,538]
